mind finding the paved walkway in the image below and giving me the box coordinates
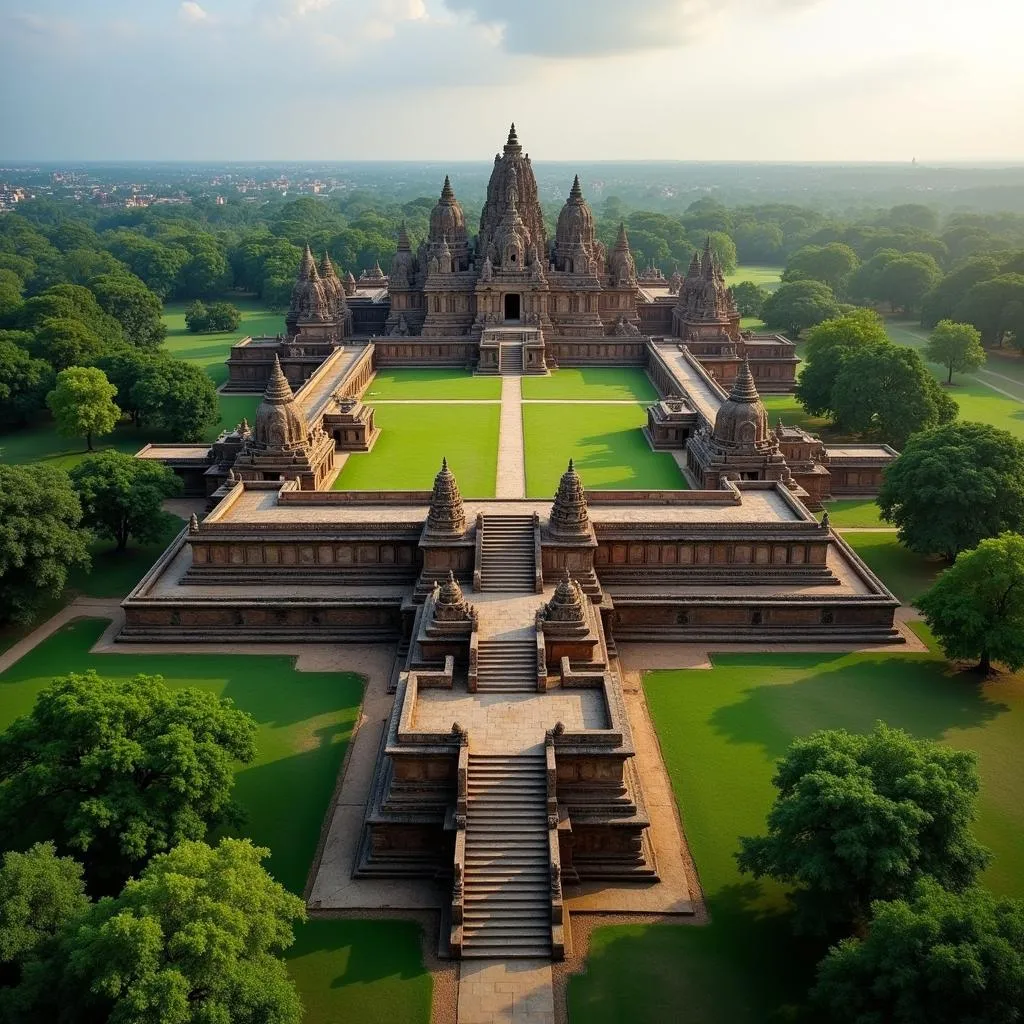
[458,960,554,1024]
[0,597,123,675]
[496,375,526,499]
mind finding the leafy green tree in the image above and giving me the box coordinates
[761,279,840,337]
[886,203,939,233]
[846,247,900,304]
[176,245,230,299]
[920,255,1001,328]
[0,268,23,319]
[878,252,943,313]
[878,422,1024,559]
[46,366,120,451]
[731,221,784,264]
[796,309,889,417]
[94,348,161,426]
[737,723,989,935]
[15,283,123,347]
[918,533,1024,674]
[70,451,181,553]
[731,281,767,318]
[783,242,860,295]
[29,316,106,371]
[832,343,957,447]
[0,337,54,427]
[13,839,305,1024]
[812,880,1024,1024]
[131,359,218,441]
[0,671,257,889]
[955,273,1024,346]
[0,464,90,625]
[705,230,737,275]
[89,272,166,349]
[0,843,89,987]
[924,319,986,384]
[183,299,209,332]
[205,301,241,332]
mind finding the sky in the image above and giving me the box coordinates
[1,0,1022,163]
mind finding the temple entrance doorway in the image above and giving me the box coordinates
[504,293,521,321]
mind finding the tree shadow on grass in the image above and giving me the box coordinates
[558,427,683,489]
[709,653,1010,760]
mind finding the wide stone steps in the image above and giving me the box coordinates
[500,346,524,374]
[462,754,552,959]
[479,515,535,593]
[475,637,538,693]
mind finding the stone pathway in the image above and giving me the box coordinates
[457,960,554,1024]
[0,597,123,675]
[496,375,526,499]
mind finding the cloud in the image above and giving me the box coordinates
[440,0,817,57]
[179,2,210,24]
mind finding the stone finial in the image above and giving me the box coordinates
[440,174,455,201]
[548,459,589,536]
[397,222,411,249]
[299,243,316,280]
[505,121,521,152]
[821,510,831,530]
[426,457,466,536]
[540,569,586,624]
[728,359,760,404]
[569,173,583,200]
[685,248,702,279]
[432,570,473,623]
[188,512,199,533]
[238,417,251,436]
[343,270,356,296]
[227,467,237,482]
[264,354,294,403]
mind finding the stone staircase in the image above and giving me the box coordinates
[475,637,538,693]
[499,344,524,375]
[462,752,552,959]
[479,515,535,592]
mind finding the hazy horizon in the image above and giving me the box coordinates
[1,0,1022,164]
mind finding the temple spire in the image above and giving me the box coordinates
[299,243,316,280]
[728,359,760,404]
[505,122,521,153]
[548,459,590,536]
[614,222,630,249]
[264,354,295,404]
[569,174,583,200]
[440,175,455,201]
[397,222,411,249]
[426,457,466,536]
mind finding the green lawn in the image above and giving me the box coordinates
[820,498,885,528]
[569,631,1024,1023]
[725,266,783,292]
[0,421,147,470]
[334,403,500,497]
[521,368,659,402]
[163,298,285,388]
[364,369,501,401]
[842,531,945,604]
[523,403,685,497]
[0,618,431,1024]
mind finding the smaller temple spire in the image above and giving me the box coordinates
[569,174,583,200]
[548,459,590,536]
[264,354,295,404]
[505,122,521,152]
[299,243,316,280]
[426,457,467,536]
[539,569,587,624]
[319,250,339,281]
[686,249,702,278]
[397,222,411,249]
[440,175,455,201]
[614,222,630,249]
[728,359,760,404]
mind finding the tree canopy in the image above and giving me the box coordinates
[70,450,181,552]
[782,242,860,295]
[878,421,1024,559]
[730,281,767,318]
[924,319,986,384]
[761,279,841,337]
[46,366,120,451]
[130,358,218,441]
[0,671,257,890]
[12,839,305,1024]
[812,880,1024,1024]
[918,532,1024,674]
[736,723,989,935]
[0,464,90,625]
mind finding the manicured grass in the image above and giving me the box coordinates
[207,394,262,441]
[842,531,945,604]
[725,265,783,292]
[334,403,500,497]
[569,632,1024,1023]
[760,394,835,438]
[364,369,501,401]
[521,368,659,402]
[0,422,147,470]
[0,619,431,1024]
[163,298,285,387]
[820,498,885,528]
[523,403,685,497]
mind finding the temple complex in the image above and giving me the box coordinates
[128,121,905,965]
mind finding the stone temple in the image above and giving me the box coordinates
[131,123,902,963]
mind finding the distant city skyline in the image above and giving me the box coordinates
[1,0,1022,163]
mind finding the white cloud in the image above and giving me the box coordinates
[179,2,210,25]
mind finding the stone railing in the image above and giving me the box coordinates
[558,656,605,687]
[449,735,470,957]
[413,656,455,690]
[535,630,548,693]
[532,512,544,594]
[545,732,558,826]
[473,513,484,591]
[546,732,567,960]
[467,632,479,693]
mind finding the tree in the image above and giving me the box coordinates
[886,203,939,233]
[731,281,767,318]
[918,533,1024,674]
[761,279,840,337]
[184,299,209,332]
[920,255,1001,328]
[131,359,218,441]
[812,880,1024,1024]
[955,273,1024,346]
[796,309,889,417]
[0,464,90,625]
[46,366,120,451]
[0,337,54,428]
[736,723,989,935]
[832,343,957,446]
[89,272,166,349]
[878,422,1024,559]
[70,451,181,553]
[0,843,89,986]
[846,247,900,304]
[877,253,942,313]
[0,671,257,889]
[29,316,106,371]
[94,348,161,426]
[204,300,242,332]
[783,242,860,295]
[13,839,305,1024]
[924,319,986,384]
